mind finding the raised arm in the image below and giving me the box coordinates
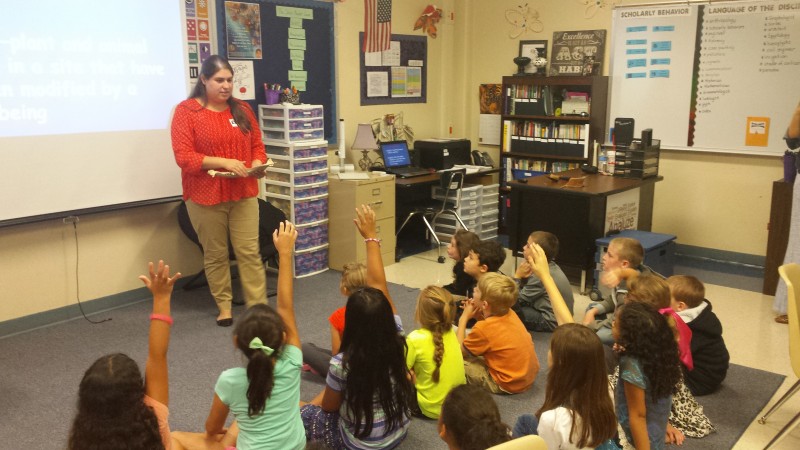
[140,260,181,407]
[353,204,397,313]
[787,100,800,143]
[527,244,574,326]
[274,221,300,348]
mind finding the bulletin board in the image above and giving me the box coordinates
[215,0,337,142]
[359,33,427,105]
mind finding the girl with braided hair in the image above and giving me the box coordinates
[406,286,466,418]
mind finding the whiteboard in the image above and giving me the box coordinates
[608,0,800,155]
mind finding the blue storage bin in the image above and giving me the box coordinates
[594,230,677,289]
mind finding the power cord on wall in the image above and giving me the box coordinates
[65,216,112,324]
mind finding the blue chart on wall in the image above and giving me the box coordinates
[215,0,337,143]
[359,33,427,106]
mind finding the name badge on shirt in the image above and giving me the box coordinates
[229,118,238,127]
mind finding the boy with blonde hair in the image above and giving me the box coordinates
[456,273,539,394]
[583,236,648,344]
[668,275,730,396]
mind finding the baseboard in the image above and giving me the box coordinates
[0,278,194,340]
[674,244,765,278]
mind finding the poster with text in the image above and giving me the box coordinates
[225,1,263,59]
[550,30,606,76]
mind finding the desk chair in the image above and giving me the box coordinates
[487,435,547,450]
[760,263,800,449]
[177,199,285,298]
[395,169,468,263]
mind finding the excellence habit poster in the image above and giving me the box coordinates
[224,2,263,59]
[550,29,606,76]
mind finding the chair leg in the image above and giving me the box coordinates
[420,215,447,264]
[763,410,800,450]
[760,379,800,424]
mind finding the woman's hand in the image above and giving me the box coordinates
[221,158,249,177]
[249,159,267,179]
[353,204,377,239]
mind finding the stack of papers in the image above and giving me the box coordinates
[443,164,486,175]
[338,172,371,180]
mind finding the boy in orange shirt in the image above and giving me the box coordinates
[456,272,539,394]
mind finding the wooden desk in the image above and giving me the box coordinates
[508,169,662,290]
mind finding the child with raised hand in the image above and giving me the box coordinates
[512,323,618,449]
[171,221,305,450]
[438,384,511,450]
[302,261,366,377]
[68,260,181,450]
[406,285,466,418]
[457,272,539,394]
[442,229,481,296]
[512,231,575,332]
[613,302,682,450]
[301,205,412,449]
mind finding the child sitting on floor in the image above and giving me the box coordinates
[171,222,305,450]
[406,285,466,418]
[68,261,181,450]
[443,229,481,297]
[512,231,575,332]
[457,272,539,394]
[668,275,730,396]
[438,384,511,450]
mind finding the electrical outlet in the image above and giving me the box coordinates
[63,216,79,224]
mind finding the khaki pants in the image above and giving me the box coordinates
[464,356,507,394]
[186,198,267,312]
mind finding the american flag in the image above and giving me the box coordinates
[363,0,392,52]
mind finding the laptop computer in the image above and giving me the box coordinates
[380,140,431,178]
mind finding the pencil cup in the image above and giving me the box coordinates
[266,90,280,105]
[280,92,300,105]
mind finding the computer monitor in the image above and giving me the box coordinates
[380,141,412,168]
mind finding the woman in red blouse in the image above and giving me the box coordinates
[171,55,267,326]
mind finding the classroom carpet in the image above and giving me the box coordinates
[0,269,784,449]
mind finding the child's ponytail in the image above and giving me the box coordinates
[245,337,279,416]
[234,304,286,417]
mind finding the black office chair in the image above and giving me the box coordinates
[178,198,286,296]
[396,169,468,263]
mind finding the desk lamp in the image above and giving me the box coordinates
[353,123,379,171]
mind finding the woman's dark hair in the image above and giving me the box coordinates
[616,302,682,401]
[68,353,164,450]
[440,385,510,450]
[340,287,413,438]
[189,54,252,133]
[234,304,286,417]
[538,324,616,448]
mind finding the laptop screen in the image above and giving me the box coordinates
[380,141,411,168]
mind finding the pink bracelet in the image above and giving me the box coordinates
[364,238,382,246]
[149,313,173,325]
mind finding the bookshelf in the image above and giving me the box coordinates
[500,75,608,189]
[498,76,607,232]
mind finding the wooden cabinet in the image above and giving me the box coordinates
[328,174,396,268]
[763,179,794,295]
